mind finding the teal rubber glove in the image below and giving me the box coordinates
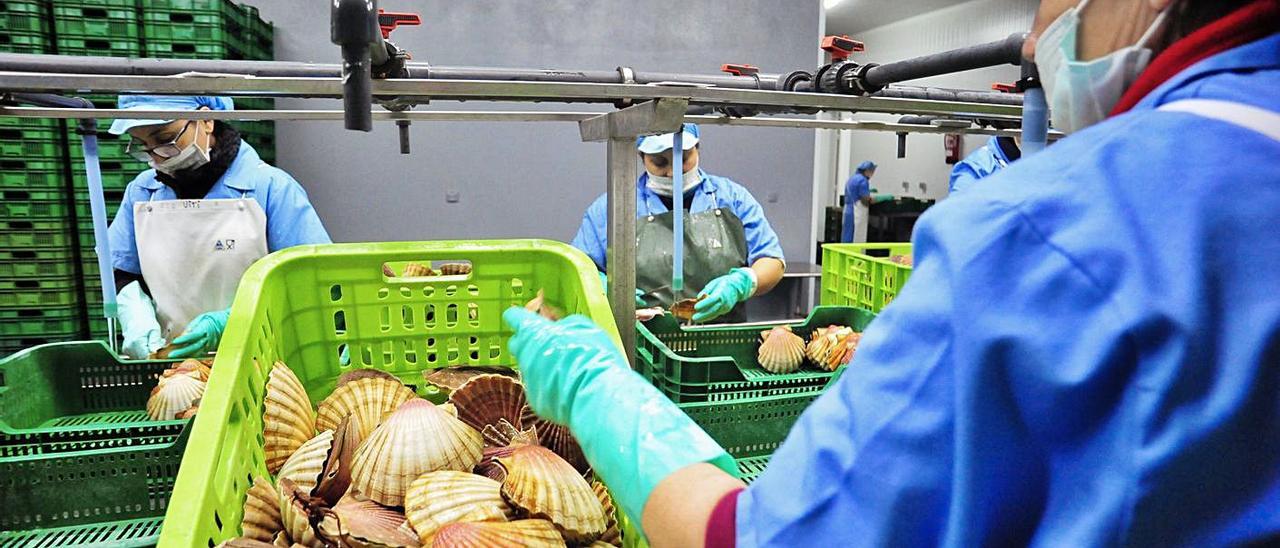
[692,267,756,323]
[168,308,231,358]
[503,307,735,523]
[872,193,895,204]
[599,271,646,306]
[116,281,164,359]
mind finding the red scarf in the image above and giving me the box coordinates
[1110,0,1280,115]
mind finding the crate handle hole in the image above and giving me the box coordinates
[333,310,347,334]
[330,284,343,301]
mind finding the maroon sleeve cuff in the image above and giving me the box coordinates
[704,487,745,548]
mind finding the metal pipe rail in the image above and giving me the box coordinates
[862,33,1026,91]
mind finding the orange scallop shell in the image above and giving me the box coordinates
[264,361,316,474]
[757,326,805,374]
[316,376,417,441]
[430,520,564,548]
[350,399,483,507]
[449,374,527,434]
[498,445,605,543]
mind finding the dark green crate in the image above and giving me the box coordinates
[57,35,141,57]
[0,190,71,220]
[141,8,229,27]
[0,288,79,310]
[0,341,190,545]
[0,116,55,131]
[0,219,74,250]
[0,249,78,280]
[0,30,50,54]
[70,131,138,165]
[0,160,65,189]
[73,164,140,192]
[0,0,47,34]
[679,387,828,461]
[145,39,241,59]
[141,0,241,14]
[0,127,62,159]
[0,308,82,338]
[74,194,126,226]
[143,21,228,43]
[52,0,140,40]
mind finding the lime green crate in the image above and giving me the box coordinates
[0,219,74,250]
[57,35,140,57]
[821,243,914,313]
[636,306,875,403]
[52,0,140,40]
[0,249,77,280]
[0,307,81,337]
[0,341,189,546]
[157,240,621,546]
[0,190,71,220]
[0,0,48,34]
[0,30,49,54]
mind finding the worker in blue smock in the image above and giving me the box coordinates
[110,96,330,359]
[840,160,893,243]
[947,133,1021,194]
[571,123,785,323]
[502,0,1280,545]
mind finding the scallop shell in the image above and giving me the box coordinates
[669,296,703,322]
[449,374,526,434]
[423,367,517,395]
[437,263,471,276]
[317,492,420,547]
[271,531,290,547]
[498,445,606,543]
[277,429,335,497]
[277,478,319,547]
[264,361,317,474]
[176,404,200,420]
[474,445,519,483]
[523,289,562,321]
[404,471,513,543]
[241,476,283,542]
[163,358,211,381]
[350,399,484,507]
[480,418,538,448]
[591,481,621,547]
[402,262,436,277]
[216,538,279,548]
[430,520,564,548]
[805,326,858,371]
[438,403,457,417]
[316,376,417,441]
[147,374,205,420]
[313,414,363,505]
[757,326,805,374]
[520,405,589,475]
[336,367,401,388]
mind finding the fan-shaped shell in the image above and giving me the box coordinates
[240,476,282,542]
[316,376,417,441]
[437,263,471,276]
[498,445,605,543]
[523,289,561,321]
[480,419,537,448]
[669,296,703,322]
[277,429,334,497]
[317,492,420,547]
[403,263,436,277]
[423,367,517,395]
[474,445,519,483]
[449,374,526,434]
[314,414,362,506]
[147,374,205,420]
[404,471,512,543]
[520,405,589,475]
[438,403,457,417]
[216,538,278,548]
[591,481,621,547]
[350,399,483,507]
[337,367,401,388]
[430,520,564,548]
[805,326,858,371]
[276,478,319,547]
[264,361,316,474]
[163,358,211,381]
[757,326,805,374]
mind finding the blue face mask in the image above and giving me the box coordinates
[1034,0,1168,133]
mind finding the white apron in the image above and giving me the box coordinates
[134,196,269,338]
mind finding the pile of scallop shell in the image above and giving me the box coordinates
[146,358,212,420]
[756,324,862,374]
[888,254,913,267]
[384,262,475,278]
[221,360,619,548]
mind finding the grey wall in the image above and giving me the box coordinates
[243,0,821,262]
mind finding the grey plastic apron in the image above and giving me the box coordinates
[635,191,750,322]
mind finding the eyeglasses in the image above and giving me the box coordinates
[125,121,194,162]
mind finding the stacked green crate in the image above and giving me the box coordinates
[51,0,142,58]
[0,0,50,54]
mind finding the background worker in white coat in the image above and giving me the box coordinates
[110,95,330,359]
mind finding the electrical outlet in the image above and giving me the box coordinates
[445,191,460,203]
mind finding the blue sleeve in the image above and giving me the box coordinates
[107,178,147,275]
[948,160,982,193]
[853,175,871,199]
[735,196,1126,546]
[728,184,784,265]
[263,170,332,250]
[570,194,608,272]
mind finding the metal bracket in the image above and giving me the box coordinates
[579,98,688,365]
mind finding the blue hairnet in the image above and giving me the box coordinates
[858,160,878,173]
[636,123,701,154]
[109,95,235,135]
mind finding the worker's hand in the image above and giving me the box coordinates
[872,193,895,204]
[599,271,647,306]
[117,281,165,359]
[693,267,756,323]
[168,308,231,358]
[503,307,735,523]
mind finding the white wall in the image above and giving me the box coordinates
[828,0,1038,203]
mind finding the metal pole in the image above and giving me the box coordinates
[606,138,638,364]
[671,129,684,293]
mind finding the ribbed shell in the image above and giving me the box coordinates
[336,367,401,388]
[591,481,621,547]
[147,374,205,421]
[669,297,701,322]
[448,374,526,434]
[276,429,334,497]
[350,399,483,507]
[403,263,436,277]
[474,445,519,483]
[404,471,512,543]
[276,478,318,547]
[429,520,564,548]
[241,476,282,542]
[163,358,211,382]
[437,263,471,276]
[520,406,589,475]
[264,361,316,474]
[316,377,417,441]
[317,493,420,547]
[757,326,805,374]
[498,445,605,543]
[423,367,517,395]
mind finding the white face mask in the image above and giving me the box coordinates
[646,163,702,197]
[151,122,212,175]
[1034,0,1168,133]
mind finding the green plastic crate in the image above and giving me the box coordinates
[0,306,81,337]
[0,248,77,280]
[156,240,621,546]
[0,219,74,250]
[0,160,66,190]
[0,0,48,34]
[0,126,61,159]
[145,39,242,60]
[57,35,140,57]
[52,0,140,40]
[0,341,189,546]
[821,243,914,313]
[0,116,55,130]
[0,30,49,54]
[75,193,126,224]
[71,131,139,167]
[636,306,875,403]
[0,190,71,220]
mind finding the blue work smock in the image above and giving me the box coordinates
[840,173,870,243]
[736,33,1280,547]
[108,140,332,275]
[570,170,785,271]
[948,135,1014,194]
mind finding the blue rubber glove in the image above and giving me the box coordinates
[503,307,736,523]
[116,281,164,359]
[692,267,756,323]
[599,271,646,306]
[872,193,895,204]
[168,308,231,358]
